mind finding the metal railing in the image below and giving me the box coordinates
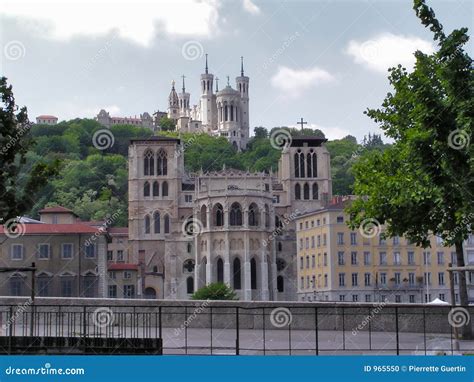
[0,303,471,355]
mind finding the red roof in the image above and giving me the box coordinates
[36,115,58,119]
[109,227,128,235]
[39,206,76,214]
[108,263,138,271]
[2,223,105,235]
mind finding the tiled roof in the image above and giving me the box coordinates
[36,115,58,119]
[38,206,76,214]
[109,227,128,235]
[108,263,138,271]
[1,224,105,235]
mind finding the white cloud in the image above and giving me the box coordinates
[290,123,350,140]
[81,105,121,118]
[0,0,220,46]
[271,66,335,98]
[345,33,434,73]
[242,0,260,15]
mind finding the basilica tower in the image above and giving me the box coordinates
[235,56,250,148]
[199,54,217,131]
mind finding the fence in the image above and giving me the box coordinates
[0,299,472,355]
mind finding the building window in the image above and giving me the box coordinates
[10,277,23,296]
[336,216,344,223]
[214,204,224,227]
[337,233,344,245]
[107,250,113,261]
[311,255,315,268]
[300,277,304,289]
[84,244,95,258]
[438,272,445,286]
[164,215,170,234]
[152,181,159,197]
[408,272,415,286]
[339,295,345,302]
[394,272,401,285]
[38,244,50,259]
[439,293,445,301]
[233,258,242,290]
[61,243,73,259]
[162,181,169,197]
[339,273,345,287]
[324,274,328,287]
[423,251,431,265]
[250,258,257,290]
[364,273,371,286]
[37,278,50,297]
[395,295,401,303]
[61,279,73,297]
[393,252,401,265]
[351,251,357,265]
[303,183,310,200]
[352,273,358,287]
[144,150,154,176]
[363,252,371,265]
[187,277,194,294]
[108,285,117,298]
[154,212,160,234]
[407,251,415,265]
[145,215,151,234]
[123,285,135,299]
[248,203,259,226]
[380,273,387,285]
[437,252,444,265]
[230,203,243,226]
[109,271,116,279]
[185,194,192,203]
[295,184,301,200]
[338,251,345,266]
[323,234,327,245]
[379,252,387,265]
[117,250,124,262]
[157,149,167,176]
[124,271,131,279]
[277,276,284,292]
[350,232,357,245]
[352,295,358,302]
[393,236,399,245]
[11,244,23,260]
[365,295,371,302]
[424,272,431,285]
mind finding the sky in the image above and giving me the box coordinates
[0,0,472,141]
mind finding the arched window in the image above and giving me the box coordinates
[144,181,150,197]
[306,150,317,178]
[277,275,284,292]
[250,258,257,290]
[164,215,170,233]
[183,259,195,272]
[278,242,282,252]
[187,277,194,294]
[157,149,167,176]
[144,287,156,299]
[303,183,310,200]
[233,258,241,290]
[200,205,207,228]
[299,151,305,178]
[144,150,154,176]
[275,216,283,229]
[230,203,243,226]
[187,242,192,253]
[153,212,160,234]
[295,184,301,200]
[276,258,287,271]
[294,153,300,178]
[217,258,224,283]
[248,203,259,226]
[144,215,151,234]
[162,181,168,197]
[213,203,224,227]
[264,204,270,228]
[152,181,159,197]
[312,183,319,200]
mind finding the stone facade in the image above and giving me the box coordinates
[128,135,332,301]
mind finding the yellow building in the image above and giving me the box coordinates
[296,199,462,304]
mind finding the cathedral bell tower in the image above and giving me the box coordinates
[200,54,217,131]
[235,56,250,148]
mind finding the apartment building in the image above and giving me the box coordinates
[296,200,465,304]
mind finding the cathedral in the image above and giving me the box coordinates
[166,55,250,151]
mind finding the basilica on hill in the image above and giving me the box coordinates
[126,56,332,300]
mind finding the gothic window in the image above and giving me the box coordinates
[306,150,318,178]
[187,242,191,253]
[299,151,305,177]
[183,259,195,272]
[312,183,319,200]
[233,258,242,290]
[278,242,282,252]
[164,214,170,233]
[303,183,310,200]
[294,153,300,178]
[312,151,317,177]
[200,205,207,228]
[154,212,160,234]
[157,149,167,176]
[217,258,224,283]
[213,204,224,227]
[275,216,283,229]
[144,181,150,197]
[162,181,168,197]
[230,203,243,226]
[187,277,194,294]
[295,184,301,200]
[264,204,270,228]
[248,203,259,226]
[144,215,151,234]
[276,258,287,271]
[152,181,159,197]
[277,276,284,292]
[230,105,234,121]
[250,258,257,290]
[144,150,154,176]
[224,105,228,121]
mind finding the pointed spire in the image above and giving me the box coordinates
[215,77,219,92]
[205,53,208,74]
[227,75,230,86]
[181,75,186,92]
[241,56,244,76]
[171,80,175,90]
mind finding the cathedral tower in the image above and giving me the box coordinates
[199,54,217,131]
[167,81,179,122]
[235,56,250,148]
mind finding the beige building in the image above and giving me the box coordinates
[127,134,332,301]
[35,115,58,125]
[296,198,468,304]
[0,207,108,298]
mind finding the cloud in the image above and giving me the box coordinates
[81,105,121,118]
[290,123,351,140]
[0,0,220,46]
[242,0,260,15]
[271,66,335,98]
[345,33,434,73]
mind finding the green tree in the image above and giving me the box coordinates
[0,77,59,224]
[347,0,473,338]
[253,126,268,139]
[191,283,238,300]
[159,116,176,131]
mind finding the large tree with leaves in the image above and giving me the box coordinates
[0,77,59,226]
[347,1,473,338]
